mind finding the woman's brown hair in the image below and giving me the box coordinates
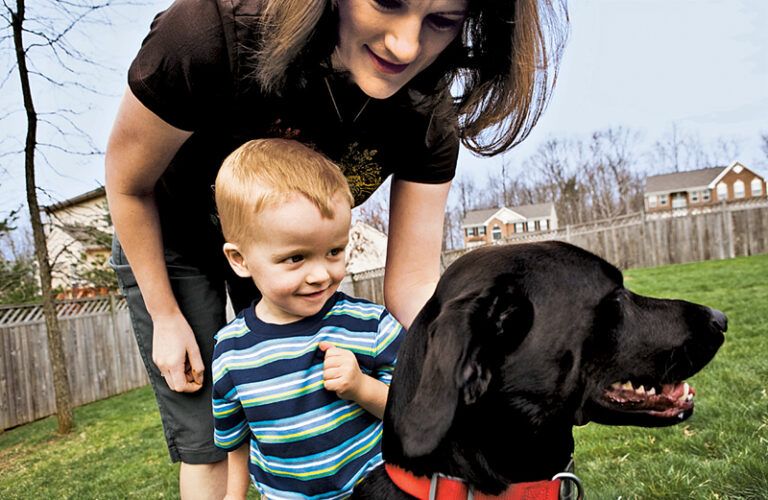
[251,0,569,157]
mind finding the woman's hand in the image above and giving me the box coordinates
[152,311,204,392]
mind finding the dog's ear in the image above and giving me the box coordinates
[396,305,471,458]
[396,282,533,457]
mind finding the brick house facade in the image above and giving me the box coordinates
[461,203,558,248]
[645,161,766,213]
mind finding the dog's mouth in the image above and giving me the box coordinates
[601,379,695,421]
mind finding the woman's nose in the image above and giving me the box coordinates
[384,17,421,64]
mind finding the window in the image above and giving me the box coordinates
[659,194,668,206]
[648,195,657,208]
[492,225,502,240]
[690,191,699,203]
[717,182,728,200]
[734,180,745,199]
[702,189,711,202]
[544,219,550,230]
[534,220,541,231]
[672,193,687,209]
[751,178,764,196]
[514,222,524,233]
[479,226,487,235]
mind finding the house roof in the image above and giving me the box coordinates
[511,202,555,219]
[60,223,111,249]
[43,186,106,214]
[461,202,554,227]
[645,166,725,194]
[461,208,499,226]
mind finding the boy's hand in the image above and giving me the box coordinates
[319,341,363,401]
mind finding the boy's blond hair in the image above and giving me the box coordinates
[215,139,354,246]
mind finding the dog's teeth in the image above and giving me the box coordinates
[686,394,694,402]
[683,383,690,399]
[647,387,656,395]
[635,386,646,395]
[621,381,634,391]
[611,382,623,390]
[678,413,685,420]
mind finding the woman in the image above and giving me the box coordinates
[105,0,567,497]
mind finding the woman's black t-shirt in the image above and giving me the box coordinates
[127,0,459,274]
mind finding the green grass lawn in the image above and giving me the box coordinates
[0,254,766,499]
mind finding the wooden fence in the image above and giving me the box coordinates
[0,295,147,430]
[349,199,768,302]
[2,200,765,429]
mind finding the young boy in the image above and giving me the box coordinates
[211,139,404,499]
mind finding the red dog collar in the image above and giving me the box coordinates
[385,463,582,500]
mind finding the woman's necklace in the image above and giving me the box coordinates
[324,76,370,124]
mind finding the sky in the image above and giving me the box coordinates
[1,0,767,218]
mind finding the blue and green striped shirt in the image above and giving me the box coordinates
[212,292,404,499]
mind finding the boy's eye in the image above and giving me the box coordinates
[329,248,343,257]
[372,0,402,11]
[287,255,304,263]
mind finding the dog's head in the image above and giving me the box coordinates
[383,241,725,482]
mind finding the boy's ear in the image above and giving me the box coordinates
[223,243,252,278]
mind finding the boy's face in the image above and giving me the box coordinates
[224,193,351,324]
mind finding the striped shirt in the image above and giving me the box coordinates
[212,292,404,499]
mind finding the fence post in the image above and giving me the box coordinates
[723,202,735,259]
[108,293,120,342]
[639,208,647,268]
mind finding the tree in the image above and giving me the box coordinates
[353,180,390,236]
[584,127,644,218]
[649,124,743,172]
[529,137,588,225]
[0,209,39,304]
[3,0,130,433]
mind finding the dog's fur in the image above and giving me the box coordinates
[353,241,725,498]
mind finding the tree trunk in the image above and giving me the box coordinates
[11,0,74,434]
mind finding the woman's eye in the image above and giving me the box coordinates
[427,14,462,31]
[373,0,402,11]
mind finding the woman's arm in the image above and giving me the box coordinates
[384,179,451,329]
[105,88,201,393]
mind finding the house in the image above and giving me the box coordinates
[345,220,388,275]
[644,161,766,213]
[461,203,558,248]
[43,186,112,296]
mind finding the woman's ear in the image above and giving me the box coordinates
[223,242,252,278]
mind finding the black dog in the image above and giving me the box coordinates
[353,241,725,499]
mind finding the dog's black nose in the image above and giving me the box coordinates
[709,308,728,333]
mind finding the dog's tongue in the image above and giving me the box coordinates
[661,382,696,399]
[648,382,695,418]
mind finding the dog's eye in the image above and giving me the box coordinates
[595,290,624,323]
